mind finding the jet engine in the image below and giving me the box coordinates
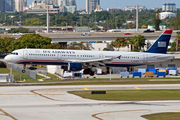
[68,63,83,71]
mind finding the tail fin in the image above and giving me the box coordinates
[145,30,172,54]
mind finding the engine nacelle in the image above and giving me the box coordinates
[68,63,83,71]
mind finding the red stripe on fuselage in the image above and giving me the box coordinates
[112,62,157,64]
[15,59,72,64]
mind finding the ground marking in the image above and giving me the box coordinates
[0,108,17,120]
[135,87,140,90]
[84,88,89,90]
[169,109,180,111]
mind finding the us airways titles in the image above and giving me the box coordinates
[43,50,75,54]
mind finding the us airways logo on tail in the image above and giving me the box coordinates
[158,42,166,47]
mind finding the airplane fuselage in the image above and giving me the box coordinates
[5,49,174,67]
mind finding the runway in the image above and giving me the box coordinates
[0,85,180,120]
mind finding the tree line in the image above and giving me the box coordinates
[1,33,180,53]
[0,10,179,30]
[0,34,90,53]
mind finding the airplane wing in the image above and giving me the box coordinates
[71,56,119,67]
[156,56,174,62]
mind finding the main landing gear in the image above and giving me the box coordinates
[83,68,95,76]
[22,64,26,73]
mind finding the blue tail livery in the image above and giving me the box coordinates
[145,30,172,54]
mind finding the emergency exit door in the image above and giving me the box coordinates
[23,50,28,59]
[57,53,62,60]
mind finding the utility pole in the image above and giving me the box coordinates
[46,6,49,33]
[55,15,57,26]
[66,22,67,32]
[81,16,82,32]
[115,16,117,29]
[136,5,139,31]
[20,16,21,25]
[95,12,97,32]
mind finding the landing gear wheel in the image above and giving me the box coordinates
[89,71,94,76]
[83,68,91,74]
[22,64,26,73]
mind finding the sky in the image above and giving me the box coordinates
[27,0,180,9]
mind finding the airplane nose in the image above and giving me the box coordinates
[4,55,10,62]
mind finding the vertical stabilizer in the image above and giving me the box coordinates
[145,30,172,54]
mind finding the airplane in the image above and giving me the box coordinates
[4,30,174,76]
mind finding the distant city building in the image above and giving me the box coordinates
[94,5,102,12]
[159,12,176,20]
[76,8,86,11]
[14,0,24,12]
[86,0,100,14]
[5,0,14,12]
[151,7,161,11]
[0,0,5,12]
[162,3,176,12]
[107,8,121,12]
[33,0,76,13]
[23,0,27,7]
[125,5,146,12]
[64,5,76,13]
[26,3,60,14]
[34,0,55,5]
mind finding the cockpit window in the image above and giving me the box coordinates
[11,52,18,55]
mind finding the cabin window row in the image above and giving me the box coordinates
[29,54,56,56]
[62,55,95,57]
[105,56,140,59]
[121,56,140,59]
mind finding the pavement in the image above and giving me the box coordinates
[0,85,180,120]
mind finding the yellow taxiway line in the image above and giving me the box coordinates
[135,87,141,90]
[84,88,89,90]
[0,108,17,120]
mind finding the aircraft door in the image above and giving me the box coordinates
[57,53,61,60]
[143,54,148,63]
[23,50,28,59]
[99,54,104,59]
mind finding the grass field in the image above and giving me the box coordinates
[142,112,180,120]
[2,68,180,85]
[0,68,35,81]
[69,89,180,101]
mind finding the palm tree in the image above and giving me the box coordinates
[110,37,128,51]
[176,34,180,51]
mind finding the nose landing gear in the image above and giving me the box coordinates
[22,64,26,73]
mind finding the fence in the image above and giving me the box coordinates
[6,62,36,80]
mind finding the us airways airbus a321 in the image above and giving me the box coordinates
[4,30,174,76]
